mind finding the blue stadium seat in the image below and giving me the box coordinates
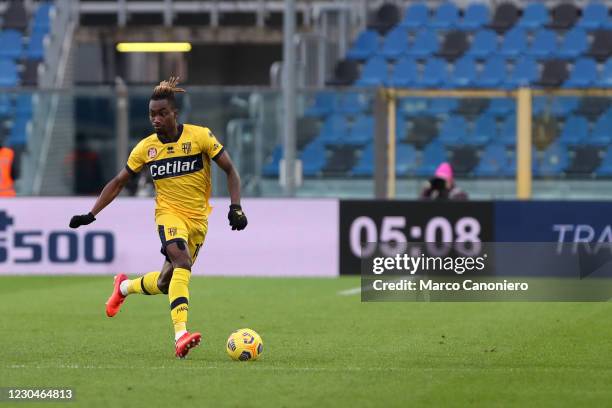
[304,92,337,117]
[416,140,448,176]
[352,143,374,176]
[506,58,538,88]
[356,56,388,87]
[428,98,458,115]
[527,29,557,58]
[564,58,598,87]
[345,115,374,146]
[430,2,459,29]
[601,59,612,87]
[474,144,508,177]
[499,114,516,146]
[533,97,579,116]
[589,110,612,145]
[337,92,370,115]
[596,147,612,176]
[400,3,429,29]
[346,30,379,60]
[469,114,495,145]
[458,3,490,30]
[577,3,610,30]
[396,144,418,176]
[499,27,527,58]
[419,58,449,88]
[466,29,497,58]
[318,115,349,145]
[450,56,477,88]
[0,59,18,87]
[398,97,428,116]
[477,56,506,88]
[263,145,282,177]
[538,143,569,176]
[486,98,514,116]
[7,116,28,146]
[0,30,23,59]
[32,3,53,34]
[0,93,12,117]
[557,28,588,59]
[379,26,410,60]
[405,29,439,58]
[15,93,33,116]
[389,56,419,87]
[300,140,327,176]
[558,115,589,145]
[25,31,45,60]
[438,115,467,145]
[517,3,550,29]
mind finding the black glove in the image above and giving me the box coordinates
[228,204,247,231]
[69,212,96,229]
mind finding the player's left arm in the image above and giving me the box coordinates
[214,151,247,231]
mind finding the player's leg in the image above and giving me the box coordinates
[105,265,169,317]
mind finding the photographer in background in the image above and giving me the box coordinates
[420,162,468,201]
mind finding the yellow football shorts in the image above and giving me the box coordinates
[156,212,208,263]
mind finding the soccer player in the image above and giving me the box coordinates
[69,77,248,358]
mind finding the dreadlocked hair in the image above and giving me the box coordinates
[150,76,185,107]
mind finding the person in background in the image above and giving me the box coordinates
[420,162,468,201]
[0,138,19,197]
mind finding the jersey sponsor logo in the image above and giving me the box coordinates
[182,142,192,154]
[148,147,157,159]
[148,153,204,180]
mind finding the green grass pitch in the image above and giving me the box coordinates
[1,276,612,407]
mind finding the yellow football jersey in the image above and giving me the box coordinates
[126,124,224,219]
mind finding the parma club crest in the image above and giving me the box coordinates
[147,147,157,159]
[182,142,192,154]
[167,227,177,237]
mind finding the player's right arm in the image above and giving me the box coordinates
[69,141,145,229]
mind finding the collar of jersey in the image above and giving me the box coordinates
[156,124,184,144]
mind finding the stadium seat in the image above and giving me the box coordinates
[454,98,490,115]
[15,93,33,116]
[539,60,569,87]
[577,3,610,30]
[395,143,418,176]
[7,115,28,146]
[416,141,448,176]
[368,3,401,35]
[428,98,458,115]
[304,92,337,117]
[518,3,550,29]
[449,146,480,175]
[326,59,360,86]
[527,29,557,58]
[489,3,520,33]
[470,114,496,145]
[558,116,589,145]
[323,146,357,175]
[564,58,598,87]
[262,145,282,177]
[379,26,409,60]
[346,30,379,60]
[500,114,516,146]
[506,58,538,88]
[438,115,468,145]
[588,30,612,61]
[404,117,438,147]
[0,59,18,87]
[398,97,428,116]
[595,147,612,176]
[485,98,514,117]
[430,2,459,29]
[477,56,506,88]
[474,144,508,177]
[566,146,602,175]
[575,97,610,118]
[0,30,23,59]
[356,56,388,87]
[337,92,370,115]
[405,29,439,58]
[450,56,477,88]
[345,115,374,146]
[351,143,374,176]
[400,3,429,30]
[533,97,579,116]
[466,29,498,58]
[419,58,449,88]
[2,1,28,32]
[318,115,349,146]
[25,31,46,60]
[388,56,418,87]
[549,3,580,30]
[499,27,528,58]
[589,111,612,145]
[538,143,569,176]
[458,3,490,31]
[32,3,53,34]
[437,30,469,61]
[0,93,12,117]
[557,28,588,59]
[301,142,327,177]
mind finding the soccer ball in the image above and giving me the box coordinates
[226,328,263,361]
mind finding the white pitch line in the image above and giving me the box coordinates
[337,287,361,296]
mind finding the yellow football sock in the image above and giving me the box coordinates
[169,267,191,334]
[127,271,163,295]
